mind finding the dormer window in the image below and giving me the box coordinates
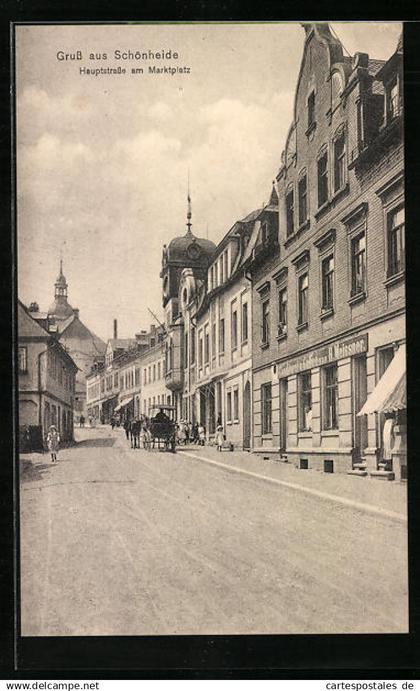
[286,187,294,237]
[261,221,270,244]
[388,80,400,120]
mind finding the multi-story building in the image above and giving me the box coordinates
[86,325,166,422]
[18,300,78,450]
[249,24,405,479]
[161,198,216,419]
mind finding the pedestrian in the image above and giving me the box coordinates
[215,425,224,452]
[111,417,115,430]
[46,425,60,463]
[79,414,85,428]
[123,418,130,441]
[88,416,92,427]
[185,421,191,444]
[198,422,206,446]
[192,422,199,444]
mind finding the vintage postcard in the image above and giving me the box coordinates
[15,21,407,638]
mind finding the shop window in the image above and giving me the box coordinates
[286,187,294,237]
[317,149,329,207]
[322,363,338,430]
[351,232,366,296]
[321,255,334,311]
[298,172,308,226]
[333,131,346,193]
[298,371,312,432]
[261,299,270,345]
[226,390,232,423]
[261,382,272,435]
[242,302,248,343]
[18,346,27,373]
[298,273,309,326]
[233,388,239,422]
[219,318,225,354]
[278,287,288,334]
[387,206,405,277]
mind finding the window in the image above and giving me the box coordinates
[114,372,119,387]
[184,332,188,368]
[388,206,405,276]
[323,364,338,430]
[120,377,124,390]
[333,131,346,193]
[262,299,270,344]
[308,91,315,128]
[388,80,400,120]
[18,346,27,373]
[199,333,203,368]
[298,172,308,226]
[298,273,309,325]
[204,327,210,364]
[298,371,312,432]
[224,250,229,280]
[286,188,294,236]
[317,149,328,207]
[211,323,216,359]
[242,302,248,343]
[157,361,161,380]
[351,232,366,295]
[278,287,287,330]
[219,255,224,284]
[190,328,196,364]
[261,383,272,435]
[231,306,238,350]
[143,368,147,385]
[214,263,218,287]
[226,390,232,423]
[321,255,334,311]
[219,318,225,354]
[233,388,239,422]
[153,364,156,381]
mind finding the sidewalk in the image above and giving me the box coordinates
[178,443,407,521]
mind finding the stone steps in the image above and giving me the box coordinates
[347,469,368,477]
[370,469,395,481]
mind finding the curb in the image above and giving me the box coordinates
[179,451,407,524]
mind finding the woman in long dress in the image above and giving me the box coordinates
[46,425,60,463]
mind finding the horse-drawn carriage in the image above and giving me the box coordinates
[144,405,177,453]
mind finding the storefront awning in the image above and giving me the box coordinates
[114,395,134,412]
[358,344,406,416]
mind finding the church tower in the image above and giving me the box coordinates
[48,260,74,320]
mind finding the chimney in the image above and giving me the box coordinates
[73,308,79,318]
[113,319,118,339]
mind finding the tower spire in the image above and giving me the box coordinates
[186,170,193,236]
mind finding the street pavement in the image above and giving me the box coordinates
[20,426,408,636]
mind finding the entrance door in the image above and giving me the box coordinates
[200,389,206,427]
[243,381,251,450]
[208,384,216,435]
[352,354,368,459]
[279,378,288,454]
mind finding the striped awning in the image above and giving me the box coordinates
[358,344,406,416]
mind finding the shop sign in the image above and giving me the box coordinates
[276,333,368,378]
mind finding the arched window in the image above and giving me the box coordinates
[331,71,344,109]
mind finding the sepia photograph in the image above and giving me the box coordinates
[15,21,407,638]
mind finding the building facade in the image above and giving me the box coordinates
[249,24,405,478]
[86,325,167,423]
[29,262,106,422]
[18,300,78,449]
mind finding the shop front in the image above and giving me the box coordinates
[114,395,135,422]
[269,314,405,478]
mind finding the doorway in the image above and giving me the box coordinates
[352,354,368,460]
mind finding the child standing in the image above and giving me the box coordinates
[215,425,224,452]
[46,425,60,463]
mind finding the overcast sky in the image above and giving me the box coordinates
[16,22,402,341]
